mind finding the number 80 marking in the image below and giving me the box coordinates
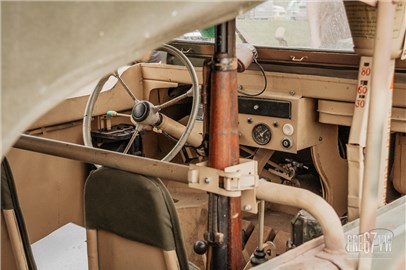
[361,67,371,76]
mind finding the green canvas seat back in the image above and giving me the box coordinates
[84,167,189,270]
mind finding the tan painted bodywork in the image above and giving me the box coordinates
[7,124,86,243]
[3,63,403,244]
[318,100,406,132]
[2,63,405,268]
[311,126,348,216]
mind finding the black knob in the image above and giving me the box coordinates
[193,240,207,255]
[250,248,267,266]
[282,138,292,149]
[131,102,149,122]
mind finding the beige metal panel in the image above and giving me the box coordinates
[142,64,204,84]
[318,100,406,133]
[26,65,181,131]
[143,80,179,101]
[26,65,143,131]
[238,96,322,153]
[14,134,190,183]
[347,145,365,221]
[7,125,87,243]
[311,125,348,216]
[2,1,261,157]
[142,65,406,108]
[173,191,208,269]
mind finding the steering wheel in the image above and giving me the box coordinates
[83,44,200,162]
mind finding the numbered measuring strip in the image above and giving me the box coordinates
[355,60,371,108]
[348,56,373,146]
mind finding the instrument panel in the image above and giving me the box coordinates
[238,95,322,153]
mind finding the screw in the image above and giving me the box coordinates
[319,137,323,141]
[204,177,210,184]
[289,90,295,96]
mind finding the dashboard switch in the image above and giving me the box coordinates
[282,123,294,136]
[282,138,293,149]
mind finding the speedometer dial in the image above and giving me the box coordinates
[252,123,272,145]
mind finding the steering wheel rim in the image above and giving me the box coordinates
[83,44,200,162]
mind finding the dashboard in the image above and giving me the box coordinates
[237,95,322,153]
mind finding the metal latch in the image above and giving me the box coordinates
[188,158,259,213]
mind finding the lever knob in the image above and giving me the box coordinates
[193,240,207,255]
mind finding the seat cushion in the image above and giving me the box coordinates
[84,167,188,269]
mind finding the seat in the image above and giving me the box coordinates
[84,167,190,270]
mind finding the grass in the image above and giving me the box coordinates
[236,18,312,48]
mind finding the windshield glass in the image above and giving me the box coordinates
[177,0,354,52]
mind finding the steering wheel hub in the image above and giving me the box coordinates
[131,101,161,126]
[132,102,149,121]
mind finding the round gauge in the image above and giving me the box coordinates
[252,123,272,145]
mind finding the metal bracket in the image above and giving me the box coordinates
[188,158,259,213]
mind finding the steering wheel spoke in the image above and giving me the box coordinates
[155,87,194,111]
[123,125,141,154]
[114,72,139,102]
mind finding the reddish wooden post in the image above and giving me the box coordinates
[206,19,242,270]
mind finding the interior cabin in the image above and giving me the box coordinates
[1,1,405,270]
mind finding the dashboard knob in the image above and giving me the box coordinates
[282,123,294,136]
[282,138,293,149]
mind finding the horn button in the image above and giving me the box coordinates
[131,101,161,126]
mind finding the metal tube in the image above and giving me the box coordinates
[358,1,396,269]
[157,115,202,148]
[14,134,189,183]
[256,180,345,252]
[257,200,265,250]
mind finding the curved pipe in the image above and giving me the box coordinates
[256,179,345,252]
